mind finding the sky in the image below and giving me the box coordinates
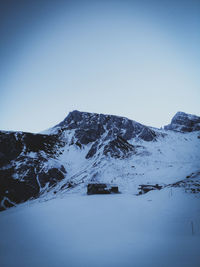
[0,0,200,133]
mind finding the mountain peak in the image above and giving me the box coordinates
[1,110,200,211]
[164,111,200,132]
[53,110,158,143]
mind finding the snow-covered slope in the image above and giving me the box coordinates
[0,188,200,267]
[0,110,200,210]
[1,110,200,267]
[48,128,200,198]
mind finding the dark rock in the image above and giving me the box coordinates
[75,129,102,145]
[138,127,157,141]
[22,132,61,155]
[38,167,65,187]
[52,111,158,159]
[164,112,200,132]
[103,136,135,158]
[60,181,75,190]
[75,141,82,148]
[169,172,200,194]
[0,167,40,207]
[54,110,158,145]
[86,141,99,159]
[0,132,23,166]
[0,130,66,211]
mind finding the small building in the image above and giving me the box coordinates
[138,184,162,195]
[87,183,119,195]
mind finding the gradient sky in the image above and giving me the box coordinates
[0,0,200,133]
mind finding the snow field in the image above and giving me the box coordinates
[0,188,200,267]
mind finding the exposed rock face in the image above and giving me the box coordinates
[54,110,158,159]
[55,110,158,143]
[3,110,198,211]
[103,136,135,158]
[168,172,200,194]
[164,112,200,132]
[48,110,159,161]
[0,131,66,211]
[0,110,159,211]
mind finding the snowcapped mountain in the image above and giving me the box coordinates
[164,111,200,132]
[0,110,200,211]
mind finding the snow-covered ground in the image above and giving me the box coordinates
[48,130,200,196]
[1,112,200,266]
[0,188,200,267]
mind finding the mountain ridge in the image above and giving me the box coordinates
[0,110,200,211]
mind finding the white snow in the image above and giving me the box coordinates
[1,114,200,267]
[49,129,200,196]
[0,188,200,267]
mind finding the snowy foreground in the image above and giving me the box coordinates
[0,189,200,267]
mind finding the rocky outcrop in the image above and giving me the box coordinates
[54,110,158,143]
[0,131,66,211]
[55,110,159,159]
[164,112,200,132]
[103,136,135,158]
[169,172,200,194]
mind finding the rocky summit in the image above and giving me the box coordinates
[164,111,200,132]
[0,110,200,211]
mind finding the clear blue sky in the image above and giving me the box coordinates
[0,0,199,132]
